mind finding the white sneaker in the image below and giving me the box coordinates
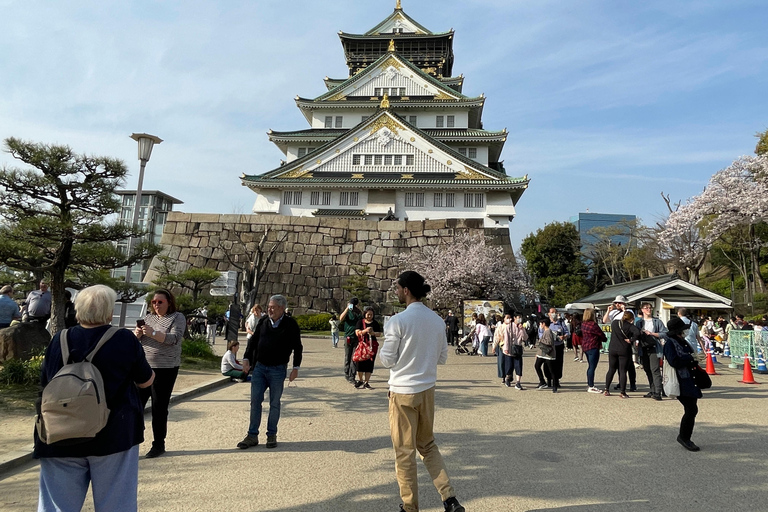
[587,387,602,394]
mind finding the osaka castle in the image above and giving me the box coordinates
[241,2,529,228]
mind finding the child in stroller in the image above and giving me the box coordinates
[455,331,478,355]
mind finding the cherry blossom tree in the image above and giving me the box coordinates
[398,232,532,310]
[659,155,768,287]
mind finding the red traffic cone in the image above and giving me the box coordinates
[739,354,760,385]
[705,351,719,376]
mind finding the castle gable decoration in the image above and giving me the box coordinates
[314,51,464,102]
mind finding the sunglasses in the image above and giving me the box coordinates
[151,300,166,305]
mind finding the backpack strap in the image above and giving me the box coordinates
[85,326,119,363]
[60,329,70,365]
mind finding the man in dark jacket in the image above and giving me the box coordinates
[238,294,302,450]
[635,302,667,401]
[444,310,459,346]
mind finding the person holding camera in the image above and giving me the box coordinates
[133,288,186,459]
[339,297,362,384]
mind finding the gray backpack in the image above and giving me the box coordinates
[35,327,116,445]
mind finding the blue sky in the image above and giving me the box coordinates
[1,0,766,249]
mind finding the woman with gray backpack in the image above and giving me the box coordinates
[34,285,154,512]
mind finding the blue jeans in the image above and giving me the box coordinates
[248,363,287,437]
[585,348,601,388]
[38,445,139,512]
[480,336,491,357]
[331,332,339,347]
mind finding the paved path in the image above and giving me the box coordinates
[2,336,767,511]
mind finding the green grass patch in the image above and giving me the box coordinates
[0,383,39,413]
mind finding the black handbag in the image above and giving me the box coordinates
[691,365,712,389]
[510,344,523,357]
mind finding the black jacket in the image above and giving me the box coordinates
[243,315,303,368]
[662,334,702,398]
[609,319,640,356]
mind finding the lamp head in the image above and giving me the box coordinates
[130,133,163,162]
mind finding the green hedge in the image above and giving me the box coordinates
[181,336,218,359]
[0,355,44,386]
[294,313,333,331]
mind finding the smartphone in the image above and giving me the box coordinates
[136,319,145,327]
[348,304,353,310]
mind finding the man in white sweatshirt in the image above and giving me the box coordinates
[379,271,465,512]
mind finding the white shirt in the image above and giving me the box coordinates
[221,350,243,373]
[379,301,448,394]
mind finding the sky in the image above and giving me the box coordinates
[1,0,766,249]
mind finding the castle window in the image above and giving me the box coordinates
[464,193,484,208]
[283,191,293,205]
[364,155,373,165]
[408,115,417,125]
[324,116,333,128]
[436,115,444,128]
[384,155,393,165]
[468,148,477,158]
[405,193,424,207]
[335,116,343,128]
[374,155,383,165]
[394,155,403,165]
[406,155,414,165]
[349,192,359,206]
[298,148,307,158]
[434,193,443,207]
[340,192,349,205]
[458,148,467,156]
[310,191,320,205]
[446,193,455,207]
[353,154,361,165]
[447,115,455,128]
[322,191,331,205]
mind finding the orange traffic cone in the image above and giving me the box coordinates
[739,354,760,384]
[705,351,719,376]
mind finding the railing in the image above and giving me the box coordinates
[728,330,768,368]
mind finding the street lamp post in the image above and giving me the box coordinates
[117,133,163,327]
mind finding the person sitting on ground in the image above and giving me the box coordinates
[222,340,248,382]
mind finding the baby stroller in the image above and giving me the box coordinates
[455,332,478,355]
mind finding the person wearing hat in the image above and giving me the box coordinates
[602,295,631,324]
[339,297,363,383]
[662,316,704,451]
[0,285,22,328]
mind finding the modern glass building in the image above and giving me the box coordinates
[112,190,183,282]
[570,212,637,252]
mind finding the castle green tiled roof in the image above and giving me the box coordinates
[312,209,367,218]
[243,176,528,189]
[268,128,506,142]
[362,7,436,36]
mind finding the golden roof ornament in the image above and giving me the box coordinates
[388,39,396,52]
[380,93,390,108]
[396,0,402,10]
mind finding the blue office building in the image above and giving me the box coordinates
[570,212,637,254]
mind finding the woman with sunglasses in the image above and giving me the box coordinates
[134,289,186,458]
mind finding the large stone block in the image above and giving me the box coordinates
[309,233,324,245]
[168,212,192,222]
[349,219,378,230]
[0,323,51,362]
[199,222,223,232]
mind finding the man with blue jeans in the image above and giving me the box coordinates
[238,294,302,450]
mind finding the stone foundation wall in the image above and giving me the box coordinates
[151,213,513,315]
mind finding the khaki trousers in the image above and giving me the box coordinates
[388,387,454,512]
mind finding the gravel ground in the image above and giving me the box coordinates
[1,335,766,512]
